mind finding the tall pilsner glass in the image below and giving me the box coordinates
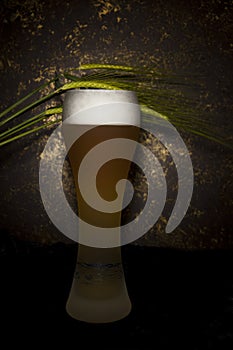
[62,89,140,323]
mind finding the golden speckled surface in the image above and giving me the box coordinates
[0,0,232,249]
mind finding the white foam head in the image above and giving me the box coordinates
[62,89,141,126]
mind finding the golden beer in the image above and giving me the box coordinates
[62,90,140,323]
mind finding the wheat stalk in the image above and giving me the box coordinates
[0,63,231,149]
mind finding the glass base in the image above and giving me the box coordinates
[66,279,132,323]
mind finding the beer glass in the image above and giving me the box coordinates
[62,89,140,323]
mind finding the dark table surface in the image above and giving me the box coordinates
[1,234,233,349]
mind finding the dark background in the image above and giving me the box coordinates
[0,0,233,347]
[0,0,232,249]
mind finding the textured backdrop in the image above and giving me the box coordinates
[0,0,232,249]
